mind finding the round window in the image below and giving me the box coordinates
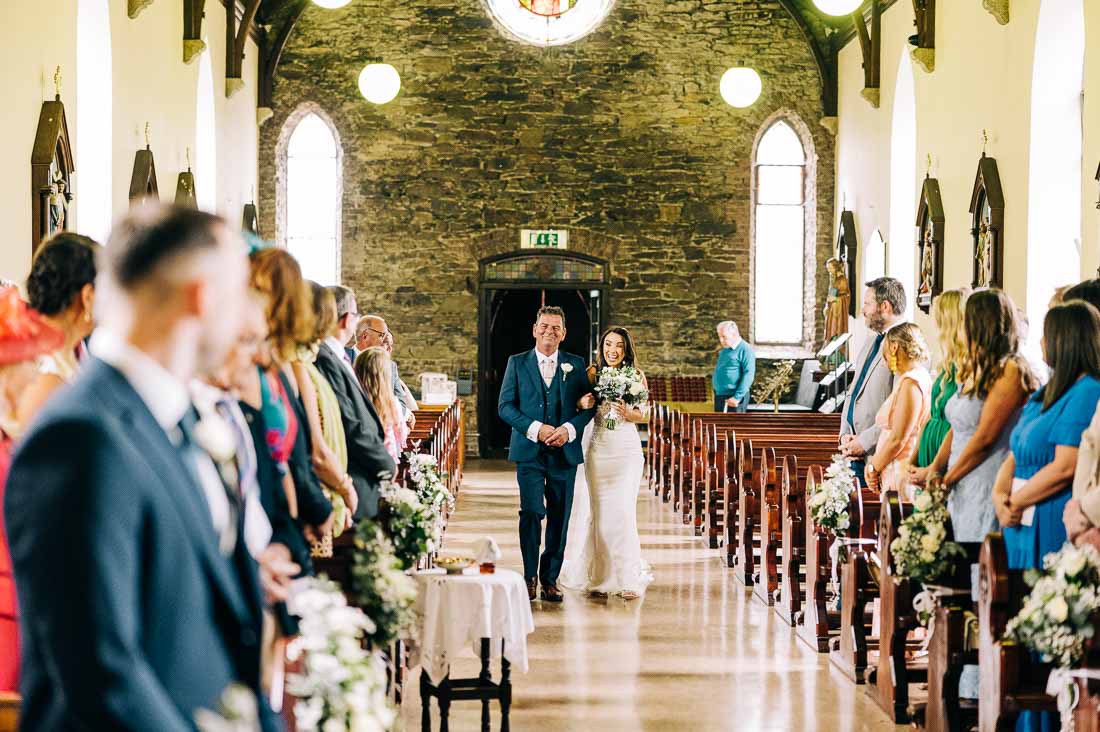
[484,0,615,46]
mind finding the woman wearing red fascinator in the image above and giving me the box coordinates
[0,286,63,693]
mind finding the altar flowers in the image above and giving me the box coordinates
[593,365,649,430]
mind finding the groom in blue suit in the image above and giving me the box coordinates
[498,306,594,602]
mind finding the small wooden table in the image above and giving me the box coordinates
[419,637,511,732]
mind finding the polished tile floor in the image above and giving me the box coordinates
[400,460,901,731]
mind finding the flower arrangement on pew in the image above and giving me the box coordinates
[592,365,648,430]
[403,452,454,518]
[1005,542,1100,668]
[890,481,966,588]
[351,522,418,646]
[808,455,854,537]
[379,480,441,570]
[286,578,396,732]
[194,683,259,732]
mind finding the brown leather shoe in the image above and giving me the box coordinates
[540,582,563,603]
[526,577,537,601]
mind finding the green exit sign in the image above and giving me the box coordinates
[520,229,568,250]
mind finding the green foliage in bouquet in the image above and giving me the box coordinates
[378,482,440,570]
[351,522,418,646]
[890,482,966,586]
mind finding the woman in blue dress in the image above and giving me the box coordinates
[994,300,1100,732]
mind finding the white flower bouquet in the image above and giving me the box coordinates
[379,481,441,570]
[1005,542,1100,668]
[592,365,648,430]
[403,452,454,518]
[808,455,855,537]
[890,482,966,588]
[286,578,396,732]
[352,522,418,646]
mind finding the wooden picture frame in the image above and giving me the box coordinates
[128,146,159,205]
[30,95,75,254]
[969,154,1004,289]
[915,175,945,314]
[836,210,858,318]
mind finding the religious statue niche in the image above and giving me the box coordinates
[30,68,75,254]
[835,210,858,319]
[129,125,160,206]
[520,0,575,17]
[174,149,197,209]
[969,153,1005,289]
[915,175,945,314]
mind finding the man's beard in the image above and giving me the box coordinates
[865,312,887,333]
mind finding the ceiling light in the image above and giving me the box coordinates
[358,63,401,105]
[813,0,863,16]
[311,0,353,8]
[720,67,762,108]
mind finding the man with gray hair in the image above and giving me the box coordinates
[712,320,756,412]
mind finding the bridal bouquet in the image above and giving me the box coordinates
[593,366,648,430]
[890,482,966,586]
[352,522,418,646]
[379,481,441,570]
[286,578,395,732]
[808,455,854,537]
[1005,542,1100,668]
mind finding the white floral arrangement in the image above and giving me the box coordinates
[404,452,454,517]
[379,481,441,569]
[286,578,396,732]
[808,455,854,536]
[1005,542,1100,668]
[194,683,259,732]
[890,482,966,588]
[352,522,418,646]
[592,365,648,430]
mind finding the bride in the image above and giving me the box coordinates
[560,326,654,600]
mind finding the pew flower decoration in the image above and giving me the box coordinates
[890,482,966,587]
[286,578,396,732]
[808,455,854,537]
[379,480,441,570]
[404,452,454,517]
[351,522,418,646]
[1005,542,1100,669]
[593,366,649,430]
[194,683,259,732]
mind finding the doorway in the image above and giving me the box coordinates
[477,251,610,458]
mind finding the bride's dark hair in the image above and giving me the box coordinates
[595,326,639,370]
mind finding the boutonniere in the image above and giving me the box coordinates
[194,413,238,465]
[560,363,573,381]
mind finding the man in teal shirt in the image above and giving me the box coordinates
[712,321,756,412]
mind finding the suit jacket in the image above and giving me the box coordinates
[4,359,279,731]
[313,343,395,518]
[278,371,333,532]
[839,330,896,454]
[497,349,595,466]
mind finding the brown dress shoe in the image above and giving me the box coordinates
[526,577,537,601]
[540,582,563,603]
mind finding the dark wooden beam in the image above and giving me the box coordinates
[258,0,309,113]
[183,0,205,64]
[776,0,838,117]
[852,0,880,107]
[910,0,935,71]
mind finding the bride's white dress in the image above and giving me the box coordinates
[560,402,654,595]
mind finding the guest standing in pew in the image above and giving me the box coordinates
[291,282,358,535]
[317,286,395,519]
[249,250,334,570]
[913,288,969,470]
[0,287,63,694]
[5,206,282,731]
[17,233,99,426]
[712,320,755,412]
[839,277,906,485]
[864,323,931,494]
[382,328,418,427]
[1059,281,1100,550]
[355,347,409,464]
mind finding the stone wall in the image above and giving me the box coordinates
[259,0,836,450]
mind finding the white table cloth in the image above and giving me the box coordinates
[410,568,535,685]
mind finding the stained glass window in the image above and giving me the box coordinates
[485,0,615,46]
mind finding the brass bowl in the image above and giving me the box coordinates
[436,556,474,574]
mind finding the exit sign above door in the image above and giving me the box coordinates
[520,229,568,250]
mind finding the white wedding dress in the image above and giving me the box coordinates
[560,402,654,596]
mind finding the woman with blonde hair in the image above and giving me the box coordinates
[354,346,408,464]
[865,322,932,493]
[914,288,970,468]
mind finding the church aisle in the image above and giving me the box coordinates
[401,460,901,732]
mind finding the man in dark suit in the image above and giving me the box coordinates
[4,206,281,731]
[498,306,595,602]
[317,285,395,519]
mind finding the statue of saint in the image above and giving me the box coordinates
[48,168,69,235]
[823,258,850,343]
[918,228,935,301]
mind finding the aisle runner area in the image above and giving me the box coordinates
[401,460,900,731]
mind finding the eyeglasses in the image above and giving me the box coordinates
[359,327,386,338]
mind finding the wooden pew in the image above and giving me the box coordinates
[796,467,843,653]
[777,464,818,625]
[828,487,883,682]
[0,692,18,732]
[978,533,1057,731]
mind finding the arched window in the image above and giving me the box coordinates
[865,229,887,283]
[75,0,112,241]
[753,119,807,345]
[1026,0,1084,359]
[888,51,916,317]
[279,109,342,285]
[195,48,217,213]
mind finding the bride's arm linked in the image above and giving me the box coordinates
[577,366,598,410]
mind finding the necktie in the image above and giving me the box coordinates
[847,333,885,432]
[215,399,250,501]
[540,357,554,387]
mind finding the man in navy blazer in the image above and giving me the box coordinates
[5,207,281,731]
[498,306,594,602]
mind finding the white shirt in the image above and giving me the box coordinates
[90,330,240,556]
[324,336,356,376]
[524,350,576,444]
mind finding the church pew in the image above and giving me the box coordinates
[777,463,818,625]
[0,692,18,732]
[796,468,845,653]
[977,533,1057,731]
[828,487,883,683]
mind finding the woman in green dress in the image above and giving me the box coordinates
[914,288,970,467]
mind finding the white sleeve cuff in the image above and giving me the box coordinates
[526,421,543,442]
[565,423,576,443]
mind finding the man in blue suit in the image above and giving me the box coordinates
[5,206,281,731]
[498,306,595,602]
